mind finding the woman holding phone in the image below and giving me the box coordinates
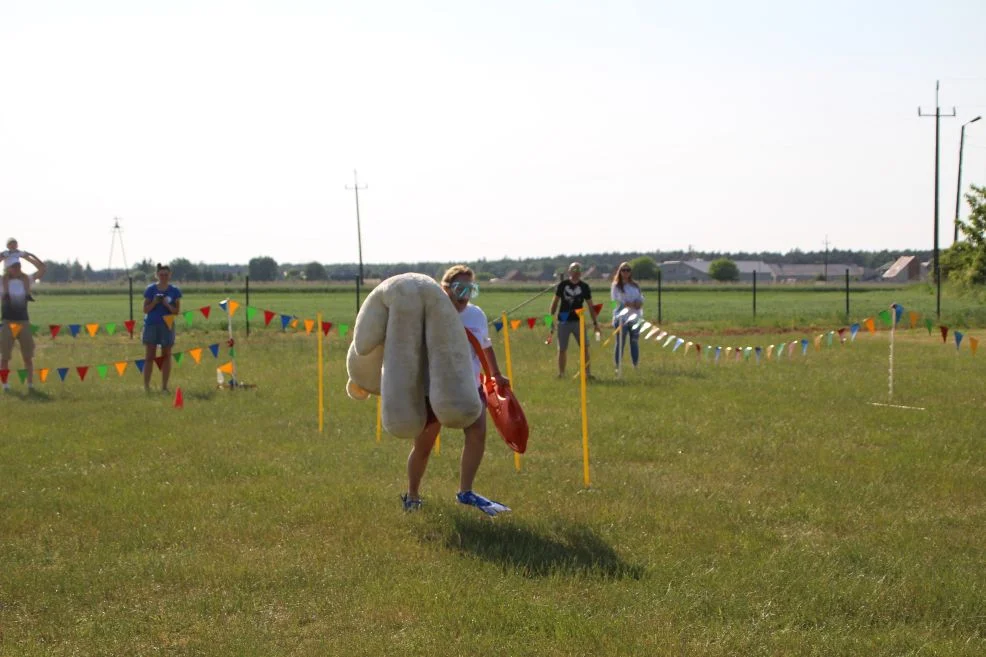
[142,263,182,392]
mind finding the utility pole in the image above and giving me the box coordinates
[345,170,368,285]
[918,81,956,320]
[108,217,129,273]
[954,115,981,242]
[823,235,830,281]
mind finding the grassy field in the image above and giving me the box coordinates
[2,288,985,655]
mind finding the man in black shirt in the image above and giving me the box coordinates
[549,262,601,378]
[1,260,37,390]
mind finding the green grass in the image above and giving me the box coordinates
[2,290,985,655]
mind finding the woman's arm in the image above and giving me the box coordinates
[484,346,510,389]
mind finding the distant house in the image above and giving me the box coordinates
[771,263,869,282]
[659,260,711,282]
[501,269,527,282]
[882,256,922,283]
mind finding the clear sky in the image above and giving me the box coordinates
[2,0,985,268]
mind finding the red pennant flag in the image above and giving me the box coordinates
[199,305,211,319]
[940,325,949,343]
[592,303,603,316]
[321,321,332,336]
[49,324,62,339]
[837,328,846,341]
[695,343,702,356]
[264,310,276,327]
[0,369,8,384]
[173,387,184,409]
[154,356,166,370]
[124,320,136,336]
[526,317,537,329]
[77,366,89,381]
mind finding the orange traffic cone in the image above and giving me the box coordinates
[173,387,184,409]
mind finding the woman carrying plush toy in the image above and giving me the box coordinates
[402,265,512,516]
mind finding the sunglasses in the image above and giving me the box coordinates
[449,280,479,300]
[620,268,631,273]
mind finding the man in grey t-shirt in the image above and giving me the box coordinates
[1,261,36,390]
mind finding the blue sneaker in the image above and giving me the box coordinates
[456,490,511,517]
[400,493,423,512]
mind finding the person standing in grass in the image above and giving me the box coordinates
[142,264,182,393]
[611,261,644,370]
[0,259,40,391]
[549,262,601,378]
[401,265,511,517]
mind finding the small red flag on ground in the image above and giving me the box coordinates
[174,387,184,409]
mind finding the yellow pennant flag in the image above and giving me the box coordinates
[304,319,315,335]
[189,348,202,364]
[510,319,522,330]
[39,368,49,383]
[864,318,875,334]
[218,361,234,374]
[814,334,823,350]
[114,361,128,376]
[86,323,99,337]
[10,323,22,338]
[228,300,240,316]
[163,315,175,329]
[684,341,693,355]
[909,311,920,329]
[970,337,979,356]
[766,344,774,360]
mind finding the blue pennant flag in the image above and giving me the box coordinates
[493,319,503,332]
[69,324,81,337]
[850,323,860,341]
[280,314,291,329]
[754,346,762,363]
[893,303,904,325]
[801,338,809,355]
[558,311,569,322]
[714,346,721,363]
[209,344,220,358]
[218,299,229,312]
[135,359,145,373]
[955,331,964,349]
[57,367,69,381]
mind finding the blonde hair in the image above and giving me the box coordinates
[441,264,474,287]
[611,261,636,291]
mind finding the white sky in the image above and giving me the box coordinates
[2,0,985,267]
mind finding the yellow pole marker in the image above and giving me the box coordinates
[578,310,591,488]
[317,312,324,433]
[501,312,521,472]
[376,396,382,442]
[435,432,441,455]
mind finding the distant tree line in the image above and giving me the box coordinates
[37,248,935,283]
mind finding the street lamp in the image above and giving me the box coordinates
[954,115,981,243]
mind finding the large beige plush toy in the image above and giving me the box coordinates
[346,273,483,439]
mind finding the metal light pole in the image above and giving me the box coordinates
[954,116,981,243]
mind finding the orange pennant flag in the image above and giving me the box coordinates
[510,319,522,330]
[114,361,128,376]
[909,311,919,329]
[864,318,875,334]
[228,300,240,316]
[970,337,979,356]
[814,335,823,350]
[290,318,299,329]
[189,348,202,364]
[10,323,22,339]
[766,344,774,360]
[574,308,585,316]
[39,368,49,383]
[86,323,99,337]
[218,361,234,374]
[163,315,175,329]
[304,319,315,335]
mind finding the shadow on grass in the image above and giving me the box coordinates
[186,389,219,401]
[4,388,55,402]
[420,514,644,580]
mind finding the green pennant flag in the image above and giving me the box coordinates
[229,347,236,358]
[17,369,28,383]
[174,352,183,366]
[96,364,108,379]
[826,331,834,347]
[925,317,933,334]
[247,306,258,320]
[610,300,619,309]
[544,315,554,328]
[106,323,117,335]
[184,310,195,326]
[877,310,892,327]
[31,324,40,335]
[339,324,350,337]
